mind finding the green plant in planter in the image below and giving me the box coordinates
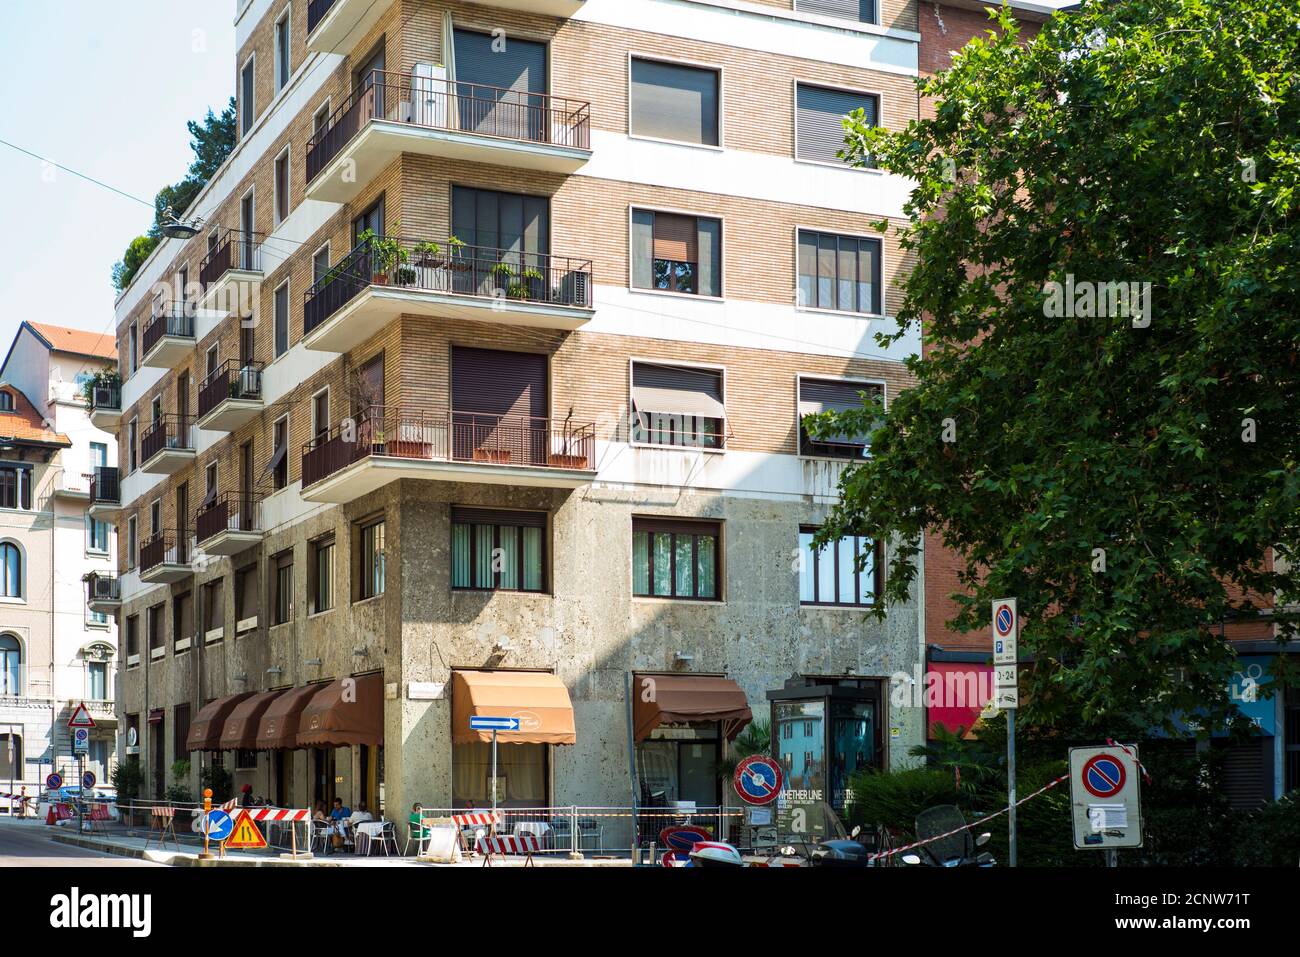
[412,240,442,266]
[111,758,144,803]
[164,758,193,803]
[80,368,121,411]
[506,267,545,300]
[358,225,408,284]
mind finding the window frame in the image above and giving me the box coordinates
[631,517,723,601]
[311,387,330,442]
[273,145,291,225]
[271,413,289,490]
[794,0,881,28]
[0,465,33,511]
[795,372,886,460]
[309,534,335,615]
[240,52,257,136]
[792,80,882,171]
[793,225,886,318]
[626,52,725,151]
[236,563,259,631]
[311,242,331,285]
[0,541,24,601]
[273,279,290,359]
[628,357,728,451]
[274,5,292,92]
[270,548,294,626]
[798,525,882,608]
[450,509,549,594]
[628,205,726,301]
[355,517,386,602]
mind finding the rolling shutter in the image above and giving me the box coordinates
[796,0,877,24]
[652,214,698,263]
[451,347,549,420]
[796,83,878,165]
[799,378,879,447]
[630,58,719,146]
[453,29,547,140]
[632,362,724,419]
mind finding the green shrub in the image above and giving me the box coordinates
[1231,792,1300,867]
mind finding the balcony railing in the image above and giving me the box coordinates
[198,360,264,420]
[141,414,195,464]
[306,70,590,181]
[199,229,264,289]
[307,0,336,34]
[142,307,195,356]
[89,383,121,414]
[89,466,119,506]
[140,529,190,573]
[196,492,260,545]
[303,235,593,335]
[85,571,120,604]
[302,405,596,488]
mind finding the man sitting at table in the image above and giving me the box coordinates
[324,797,352,850]
[349,801,374,826]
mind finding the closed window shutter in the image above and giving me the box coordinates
[453,29,546,94]
[796,84,878,166]
[451,347,549,419]
[630,58,719,146]
[632,363,725,419]
[652,213,699,263]
[796,0,877,23]
[799,378,879,447]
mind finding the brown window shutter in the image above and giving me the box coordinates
[653,213,698,263]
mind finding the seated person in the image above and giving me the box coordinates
[349,801,374,826]
[408,803,427,842]
[328,798,352,835]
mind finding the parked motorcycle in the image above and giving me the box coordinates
[899,805,996,867]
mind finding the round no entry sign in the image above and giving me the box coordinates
[1081,753,1127,799]
[994,603,1015,638]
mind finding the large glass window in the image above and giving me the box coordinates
[0,634,21,694]
[451,509,546,593]
[271,550,293,625]
[0,466,32,510]
[631,209,722,297]
[630,57,720,146]
[775,699,825,796]
[452,740,548,809]
[310,535,334,613]
[799,527,878,606]
[357,519,385,600]
[0,542,21,599]
[632,519,720,600]
[88,660,108,700]
[636,723,722,809]
[86,515,110,553]
[797,230,881,315]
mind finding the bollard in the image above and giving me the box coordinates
[198,788,214,860]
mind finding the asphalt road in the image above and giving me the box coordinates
[0,818,162,867]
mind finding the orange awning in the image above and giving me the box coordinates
[632,673,752,742]
[218,689,288,750]
[295,673,385,748]
[186,692,255,751]
[256,684,327,750]
[452,670,576,746]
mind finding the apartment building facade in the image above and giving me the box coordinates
[106,0,927,835]
[0,322,119,796]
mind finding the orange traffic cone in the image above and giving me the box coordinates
[46,805,56,825]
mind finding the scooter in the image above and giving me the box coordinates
[899,805,996,867]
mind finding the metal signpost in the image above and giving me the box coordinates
[67,704,95,835]
[992,598,1019,867]
[469,716,521,820]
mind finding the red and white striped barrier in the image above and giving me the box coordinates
[453,811,500,827]
[150,805,176,819]
[244,807,311,822]
[476,833,540,865]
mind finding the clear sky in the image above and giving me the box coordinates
[0,1,235,355]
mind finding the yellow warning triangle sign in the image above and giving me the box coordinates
[224,808,267,849]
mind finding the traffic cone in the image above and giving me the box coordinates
[46,805,56,826]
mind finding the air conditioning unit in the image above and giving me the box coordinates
[410,62,447,129]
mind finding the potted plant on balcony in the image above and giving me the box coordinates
[507,267,545,301]
[445,235,470,272]
[411,240,450,291]
[358,228,407,285]
[80,368,121,413]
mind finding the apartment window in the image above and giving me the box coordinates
[356,518,385,600]
[274,148,290,224]
[128,418,138,472]
[0,391,11,412]
[274,281,289,358]
[270,415,289,490]
[173,591,193,650]
[310,535,334,613]
[126,516,138,570]
[90,441,108,469]
[313,101,331,137]
[0,635,19,695]
[795,83,879,167]
[631,209,721,297]
[174,704,191,763]
[150,499,161,537]
[125,615,140,662]
[798,377,881,458]
[150,395,162,425]
[86,515,110,554]
[0,466,32,510]
[799,527,880,606]
[450,508,546,593]
[797,230,882,315]
[270,549,293,625]
[630,361,725,448]
[312,244,330,284]
[275,10,291,91]
[240,56,256,135]
[203,578,225,639]
[630,57,720,146]
[632,518,720,600]
[88,660,108,701]
[237,564,259,628]
[204,462,218,502]
[147,603,165,658]
[0,542,21,599]
[129,323,138,375]
[311,389,330,442]
[796,0,878,25]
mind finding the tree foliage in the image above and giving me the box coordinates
[819,0,1300,734]
[112,97,237,292]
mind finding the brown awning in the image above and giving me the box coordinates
[255,684,327,750]
[452,670,576,746]
[218,689,288,751]
[632,673,752,742]
[186,692,255,751]
[295,673,385,748]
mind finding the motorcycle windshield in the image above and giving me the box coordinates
[914,805,970,863]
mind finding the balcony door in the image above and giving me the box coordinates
[451,186,550,298]
[241,441,254,502]
[453,28,548,142]
[240,192,256,270]
[176,482,188,562]
[451,347,548,466]
[354,42,386,123]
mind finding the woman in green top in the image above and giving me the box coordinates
[408,802,427,854]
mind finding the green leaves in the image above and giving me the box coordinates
[829,0,1300,734]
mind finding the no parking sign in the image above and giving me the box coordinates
[1069,746,1143,849]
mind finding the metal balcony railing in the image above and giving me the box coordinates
[140,415,195,464]
[198,360,264,420]
[142,307,195,356]
[301,405,596,488]
[303,235,593,335]
[199,229,264,289]
[306,69,591,181]
[89,383,121,414]
[140,529,190,573]
[196,492,261,545]
[85,571,120,604]
[89,466,119,506]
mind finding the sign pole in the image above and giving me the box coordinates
[199,788,213,860]
[992,599,1020,868]
[1007,707,1017,868]
[490,729,498,825]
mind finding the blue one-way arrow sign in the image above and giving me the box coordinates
[470,716,520,731]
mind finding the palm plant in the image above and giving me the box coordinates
[715,717,772,782]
